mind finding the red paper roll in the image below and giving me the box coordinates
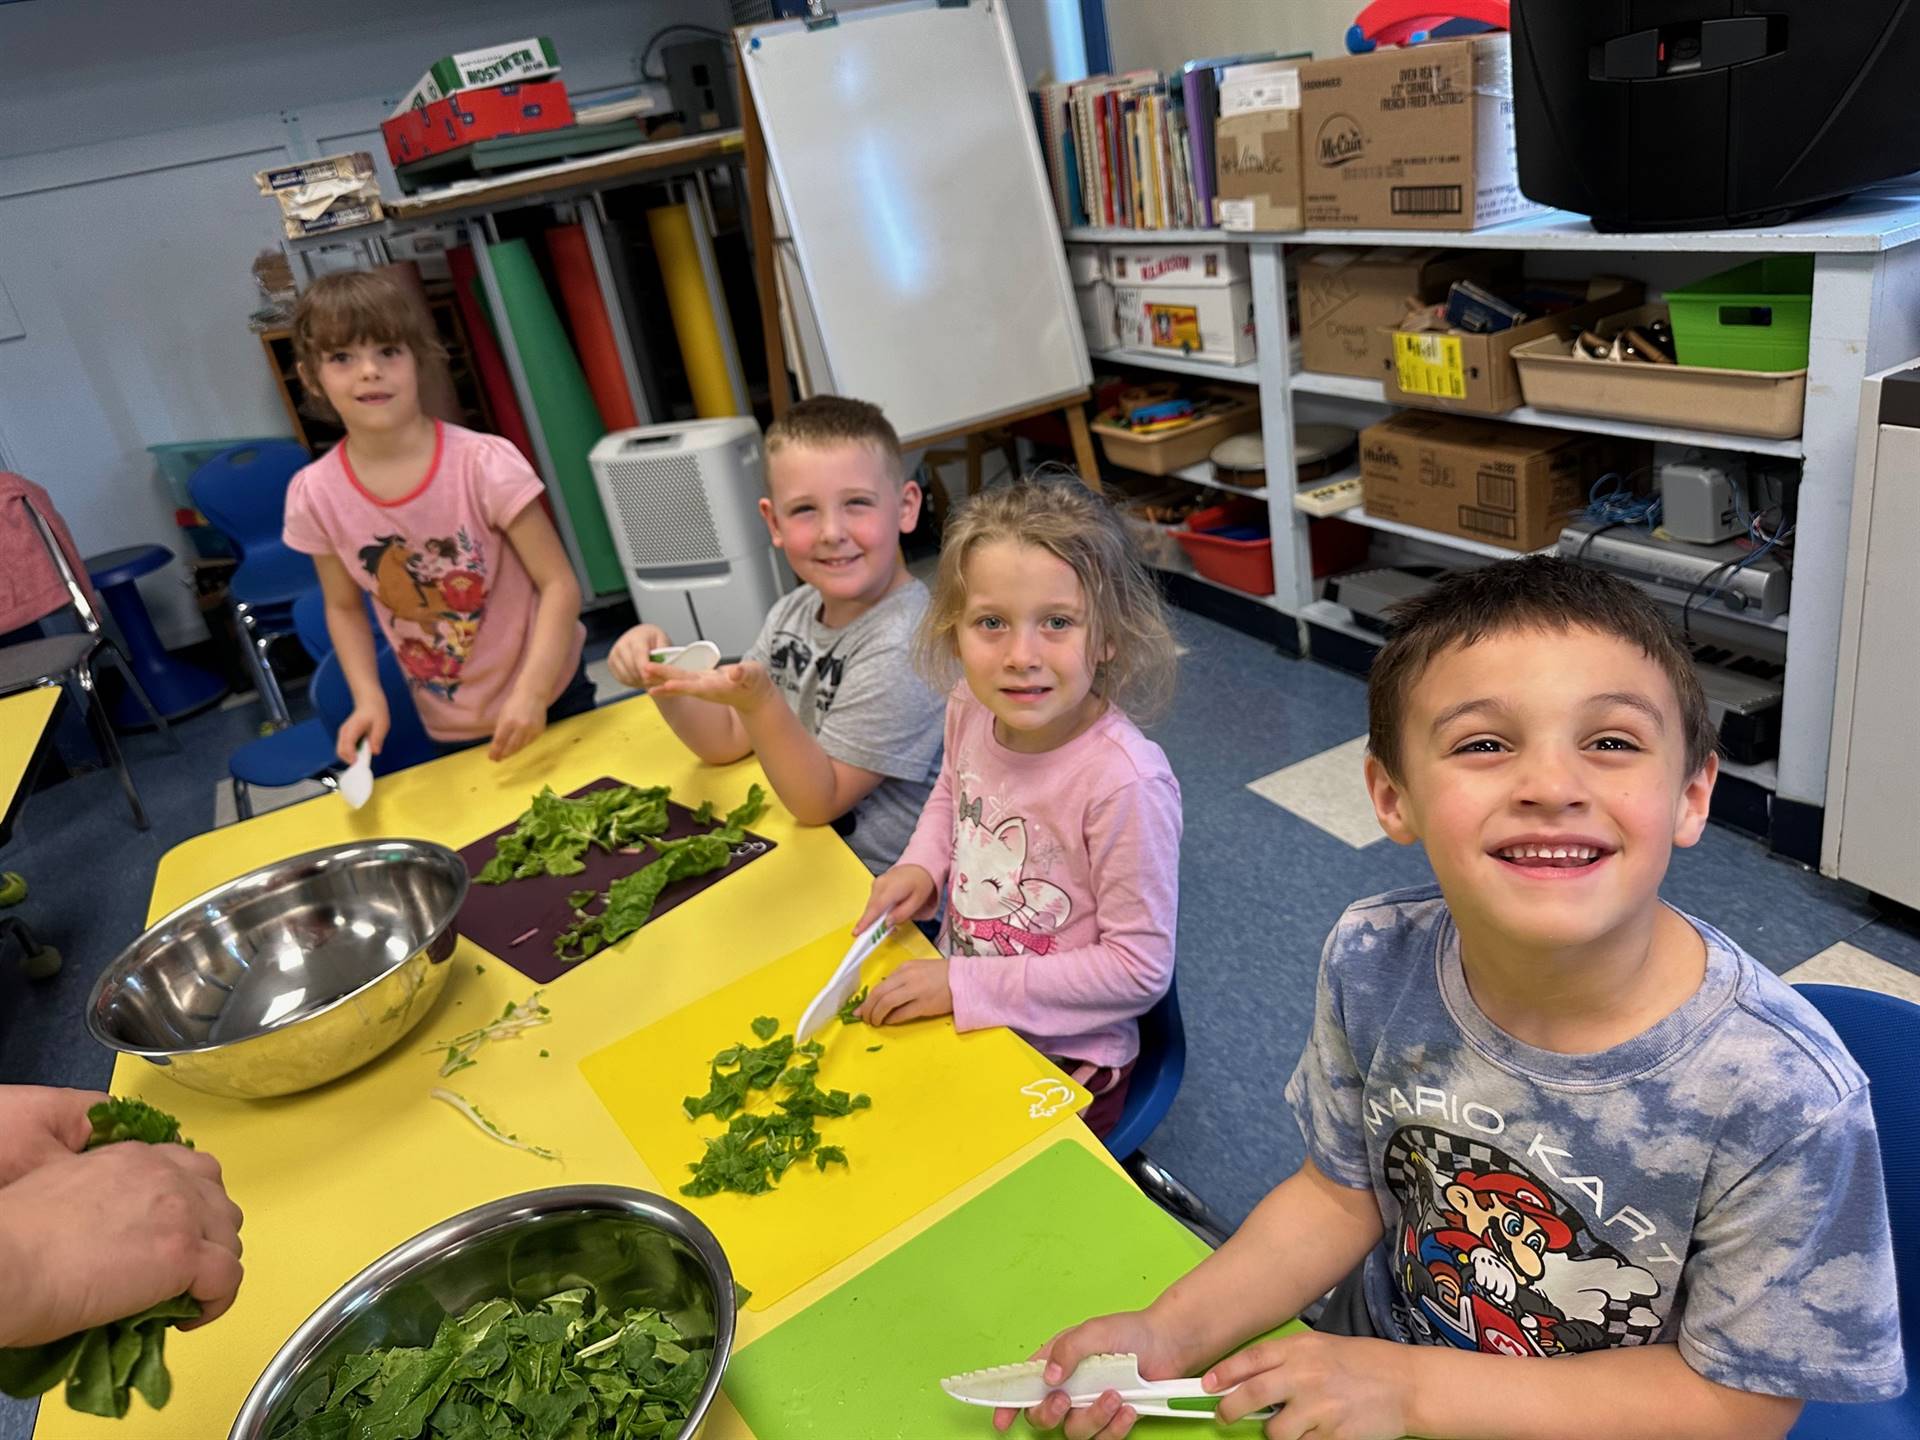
[546,224,640,432]
[445,245,537,467]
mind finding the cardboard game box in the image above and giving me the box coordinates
[391,37,560,116]
[382,80,575,166]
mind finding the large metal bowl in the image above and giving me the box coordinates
[230,1186,736,1438]
[86,838,468,1099]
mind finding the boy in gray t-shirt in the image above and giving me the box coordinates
[1008,558,1901,1440]
[608,397,941,874]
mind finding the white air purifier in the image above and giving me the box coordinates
[589,419,792,657]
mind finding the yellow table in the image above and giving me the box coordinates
[0,686,63,849]
[38,697,1120,1439]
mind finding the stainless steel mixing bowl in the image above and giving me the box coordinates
[229,1186,736,1438]
[86,838,468,1099]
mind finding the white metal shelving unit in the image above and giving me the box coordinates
[1070,183,1920,840]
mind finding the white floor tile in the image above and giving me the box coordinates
[1782,941,1920,1007]
[1246,736,1382,849]
[587,657,636,703]
[212,777,329,829]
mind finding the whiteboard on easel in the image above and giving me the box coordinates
[741,0,1091,443]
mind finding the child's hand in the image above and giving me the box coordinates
[646,660,776,713]
[855,865,937,933]
[489,688,547,762]
[607,623,672,690]
[994,1309,1190,1437]
[337,701,389,764]
[857,958,951,1025]
[1205,1332,1413,1440]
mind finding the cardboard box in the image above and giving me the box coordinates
[1114,281,1256,367]
[1108,243,1248,288]
[1076,279,1120,352]
[383,80,575,166]
[391,37,560,117]
[280,198,384,240]
[254,153,375,196]
[1359,411,1620,551]
[1297,35,1547,231]
[1214,109,1304,232]
[254,151,382,238]
[1298,247,1517,378]
[1382,279,1644,414]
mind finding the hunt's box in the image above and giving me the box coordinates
[382,80,576,166]
[1296,35,1547,232]
[391,37,560,116]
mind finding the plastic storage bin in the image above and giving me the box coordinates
[1511,305,1806,440]
[1092,388,1260,475]
[1174,500,1273,595]
[1665,257,1813,372]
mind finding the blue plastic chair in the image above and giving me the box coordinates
[294,587,385,663]
[226,645,436,820]
[1105,975,1234,1246]
[1106,975,1187,1161]
[188,440,317,727]
[1789,984,1920,1438]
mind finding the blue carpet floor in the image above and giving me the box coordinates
[2,605,1917,1436]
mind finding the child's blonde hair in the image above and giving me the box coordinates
[916,474,1178,721]
[291,269,448,424]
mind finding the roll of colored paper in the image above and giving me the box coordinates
[546,224,640,432]
[482,238,626,597]
[378,260,462,423]
[646,201,745,418]
[444,245,537,467]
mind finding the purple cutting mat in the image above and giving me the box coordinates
[455,776,776,982]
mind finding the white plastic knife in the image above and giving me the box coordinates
[939,1354,1274,1421]
[793,916,894,1044]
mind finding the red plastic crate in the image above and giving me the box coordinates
[1175,500,1273,596]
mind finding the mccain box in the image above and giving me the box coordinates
[1297,35,1547,232]
[1359,410,1631,551]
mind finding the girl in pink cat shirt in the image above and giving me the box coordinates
[855,477,1182,1136]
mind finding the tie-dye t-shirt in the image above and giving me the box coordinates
[1285,885,1904,1403]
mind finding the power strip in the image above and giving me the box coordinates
[1293,474,1363,517]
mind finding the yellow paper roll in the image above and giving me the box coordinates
[646,202,744,418]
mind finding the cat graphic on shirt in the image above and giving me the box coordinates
[948,790,1073,957]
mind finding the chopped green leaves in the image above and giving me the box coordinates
[429,991,550,1077]
[866,1045,884,1053]
[553,787,767,962]
[264,1290,713,1440]
[0,1101,199,1414]
[474,784,672,884]
[431,1088,559,1163]
[836,986,870,1026]
[680,1019,868,1198]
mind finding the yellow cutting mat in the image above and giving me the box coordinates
[579,925,1090,1311]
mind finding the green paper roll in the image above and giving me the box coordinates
[483,238,625,597]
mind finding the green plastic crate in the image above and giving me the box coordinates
[1666,256,1813,373]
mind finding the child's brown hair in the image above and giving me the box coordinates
[764,395,905,486]
[1367,555,1718,780]
[290,269,448,423]
[916,473,1178,722]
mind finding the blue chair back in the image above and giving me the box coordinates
[189,441,318,609]
[308,647,437,778]
[1790,983,1920,1437]
[1104,973,1186,1160]
[293,588,384,663]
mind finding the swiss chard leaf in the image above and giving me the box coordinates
[474,785,673,885]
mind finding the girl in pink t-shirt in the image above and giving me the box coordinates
[855,477,1183,1135]
[281,271,586,761]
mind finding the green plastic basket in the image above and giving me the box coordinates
[1666,257,1813,373]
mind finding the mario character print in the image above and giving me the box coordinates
[1384,1126,1663,1359]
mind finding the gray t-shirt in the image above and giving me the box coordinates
[1285,884,1905,1404]
[747,580,943,873]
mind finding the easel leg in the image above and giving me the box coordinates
[1065,404,1102,493]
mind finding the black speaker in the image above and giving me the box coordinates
[1511,1,1920,231]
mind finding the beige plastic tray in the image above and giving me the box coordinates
[1510,306,1805,440]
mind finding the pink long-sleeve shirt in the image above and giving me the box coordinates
[899,686,1182,1068]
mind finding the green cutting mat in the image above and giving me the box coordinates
[483,238,626,597]
[725,1141,1282,1437]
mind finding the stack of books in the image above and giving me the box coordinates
[1032,52,1312,233]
